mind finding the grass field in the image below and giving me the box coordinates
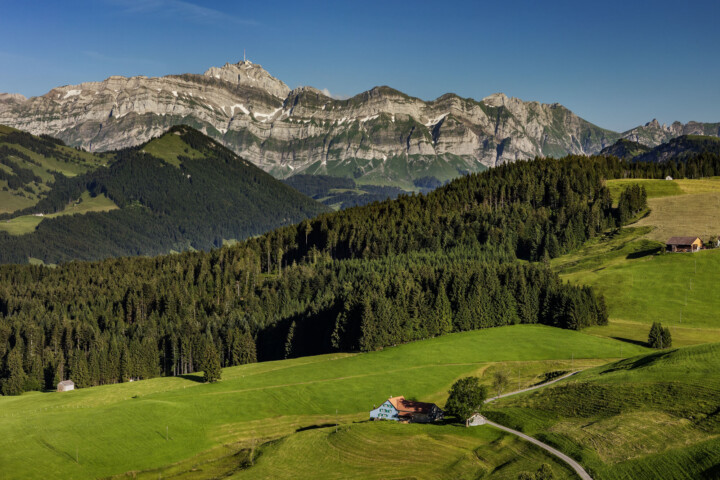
[142,132,205,167]
[0,325,645,479]
[485,342,720,480]
[605,177,720,241]
[635,192,720,241]
[0,192,118,235]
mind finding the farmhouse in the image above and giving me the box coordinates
[370,396,443,423]
[57,380,75,392]
[666,236,703,253]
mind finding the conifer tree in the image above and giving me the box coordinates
[202,341,221,383]
[2,348,27,396]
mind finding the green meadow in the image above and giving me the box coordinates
[0,325,645,479]
[485,342,720,480]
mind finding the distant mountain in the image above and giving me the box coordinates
[0,125,328,264]
[600,138,651,159]
[0,60,622,189]
[620,118,720,147]
[632,134,720,163]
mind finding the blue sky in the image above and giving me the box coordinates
[1,0,719,131]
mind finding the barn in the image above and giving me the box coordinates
[57,380,75,392]
[370,396,443,423]
[666,237,703,253]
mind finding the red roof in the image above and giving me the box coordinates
[666,236,701,245]
[388,396,437,416]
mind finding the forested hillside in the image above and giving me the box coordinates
[0,126,328,264]
[3,148,720,395]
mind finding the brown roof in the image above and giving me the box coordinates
[388,396,438,416]
[666,236,701,245]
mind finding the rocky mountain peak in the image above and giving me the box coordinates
[482,93,509,107]
[0,93,26,104]
[203,60,290,98]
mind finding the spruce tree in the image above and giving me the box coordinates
[434,284,453,336]
[2,348,27,396]
[202,342,222,383]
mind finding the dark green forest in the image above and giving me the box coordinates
[2,128,720,395]
[0,126,328,264]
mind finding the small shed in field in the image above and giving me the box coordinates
[666,237,703,253]
[665,176,673,181]
[468,413,486,426]
[57,380,75,392]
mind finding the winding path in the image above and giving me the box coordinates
[481,370,593,480]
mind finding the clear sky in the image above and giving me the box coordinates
[1,0,719,132]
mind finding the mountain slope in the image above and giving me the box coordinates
[0,126,328,264]
[600,138,651,159]
[0,124,111,213]
[0,60,622,187]
[632,134,720,163]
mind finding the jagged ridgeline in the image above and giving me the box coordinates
[3,150,696,395]
[0,126,329,264]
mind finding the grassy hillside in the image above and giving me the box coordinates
[0,325,644,479]
[0,126,328,263]
[0,125,110,213]
[485,343,720,480]
[0,191,117,235]
[555,177,720,346]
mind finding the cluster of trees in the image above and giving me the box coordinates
[616,183,648,224]
[0,149,43,190]
[648,322,672,349]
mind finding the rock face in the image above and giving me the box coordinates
[620,119,720,147]
[0,60,715,186]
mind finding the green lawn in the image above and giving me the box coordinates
[0,192,118,235]
[0,325,645,479]
[485,342,720,480]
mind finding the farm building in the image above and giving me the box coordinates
[666,236,703,253]
[370,396,443,423]
[57,380,75,392]
[665,175,673,181]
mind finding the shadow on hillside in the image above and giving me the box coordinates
[296,423,336,432]
[626,247,661,259]
[599,348,677,375]
[610,336,648,347]
[38,439,77,463]
[178,374,205,383]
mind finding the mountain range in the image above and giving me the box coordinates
[2,60,717,189]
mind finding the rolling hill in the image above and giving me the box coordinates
[0,125,328,264]
[485,342,720,480]
[0,325,646,480]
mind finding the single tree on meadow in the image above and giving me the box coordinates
[445,376,487,426]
